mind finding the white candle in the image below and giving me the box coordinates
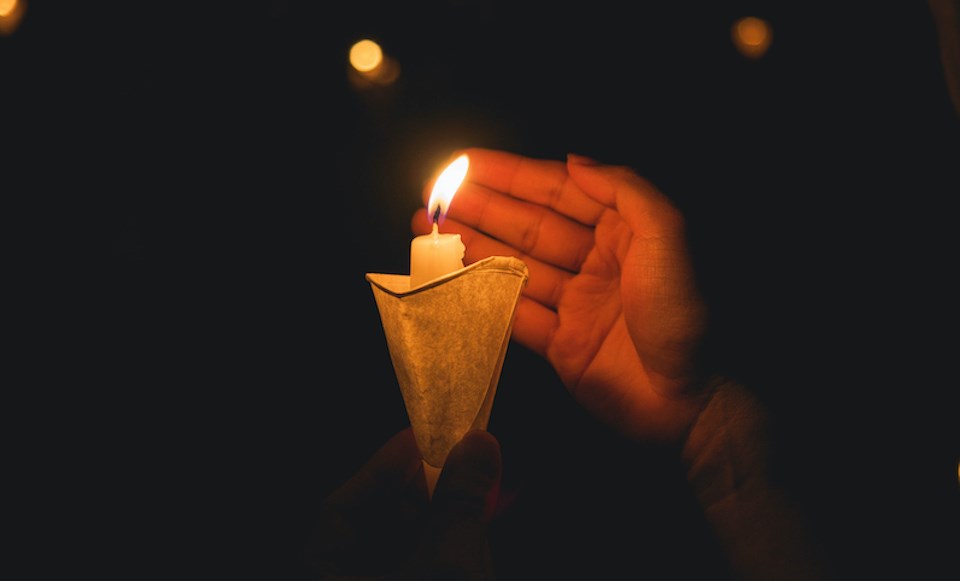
[410,223,464,288]
[409,154,469,288]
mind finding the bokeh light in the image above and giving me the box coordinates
[732,16,772,59]
[350,39,383,73]
[0,0,26,35]
[347,37,400,89]
[0,0,17,17]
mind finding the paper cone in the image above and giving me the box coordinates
[366,256,528,495]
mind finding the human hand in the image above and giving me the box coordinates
[413,149,711,444]
[304,427,501,580]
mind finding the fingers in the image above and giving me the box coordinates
[413,430,502,579]
[567,153,685,240]
[509,296,559,359]
[459,181,595,272]
[568,154,708,386]
[412,209,572,311]
[419,148,601,273]
[429,148,606,226]
[431,430,502,523]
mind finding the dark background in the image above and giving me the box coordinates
[6,1,959,579]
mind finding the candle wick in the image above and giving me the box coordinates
[432,206,442,224]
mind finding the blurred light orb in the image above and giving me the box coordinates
[347,37,400,89]
[0,0,26,35]
[350,39,384,73]
[732,16,772,59]
[0,0,17,17]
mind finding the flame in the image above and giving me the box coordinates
[427,154,469,223]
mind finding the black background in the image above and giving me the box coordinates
[6,1,959,579]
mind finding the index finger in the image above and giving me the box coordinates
[426,148,606,227]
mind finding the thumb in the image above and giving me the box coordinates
[432,429,501,521]
[412,430,501,579]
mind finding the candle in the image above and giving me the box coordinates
[410,154,468,288]
[410,222,465,288]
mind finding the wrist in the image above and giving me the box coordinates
[679,375,837,579]
[680,375,771,508]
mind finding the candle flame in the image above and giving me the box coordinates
[427,154,469,224]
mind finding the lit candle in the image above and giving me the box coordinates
[410,154,468,288]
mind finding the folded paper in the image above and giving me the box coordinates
[366,256,528,495]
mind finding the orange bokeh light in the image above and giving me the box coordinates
[0,0,17,17]
[350,39,383,73]
[0,0,26,35]
[347,37,400,89]
[732,16,772,60]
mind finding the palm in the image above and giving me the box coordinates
[547,211,705,443]
[414,148,708,444]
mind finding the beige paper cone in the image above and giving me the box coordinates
[366,256,528,496]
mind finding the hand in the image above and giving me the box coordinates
[414,149,711,444]
[304,427,501,580]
